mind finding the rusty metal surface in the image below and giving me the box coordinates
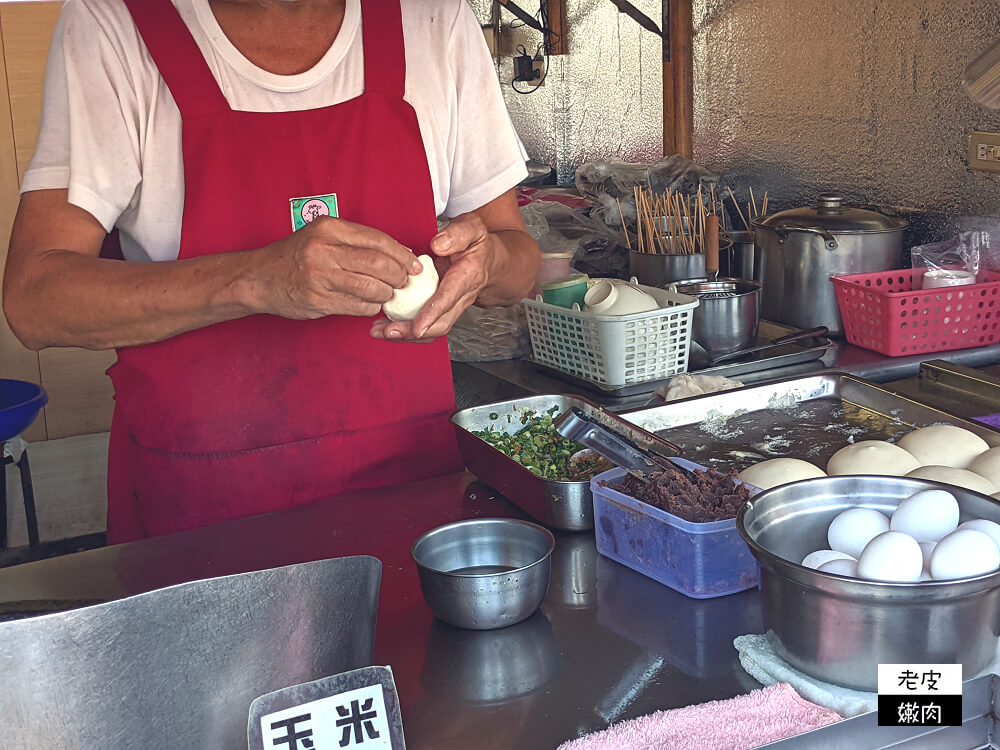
[692,0,1000,242]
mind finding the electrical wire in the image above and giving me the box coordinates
[510,42,549,95]
[508,1,557,96]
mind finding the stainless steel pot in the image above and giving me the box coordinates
[669,278,762,356]
[738,476,1000,691]
[752,193,907,335]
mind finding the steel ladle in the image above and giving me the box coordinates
[554,407,697,482]
[688,326,829,370]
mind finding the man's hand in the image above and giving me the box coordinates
[368,189,540,344]
[369,213,492,342]
[250,216,423,319]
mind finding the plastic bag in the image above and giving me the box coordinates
[448,305,531,363]
[574,155,721,230]
[522,201,631,279]
[910,231,987,277]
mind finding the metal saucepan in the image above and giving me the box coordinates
[668,278,762,364]
[738,476,1000,691]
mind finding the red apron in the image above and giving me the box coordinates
[107,0,462,543]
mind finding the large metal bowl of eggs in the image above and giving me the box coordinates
[737,476,1000,691]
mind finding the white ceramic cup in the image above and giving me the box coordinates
[584,279,659,315]
[921,269,977,289]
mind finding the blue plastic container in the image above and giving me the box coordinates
[591,460,760,599]
[0,379,48,441]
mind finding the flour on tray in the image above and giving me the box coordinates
[697,409,749,440]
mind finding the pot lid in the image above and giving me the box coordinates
[755,193,908,234]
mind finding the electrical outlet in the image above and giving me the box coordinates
[970,131,1000,172]
[525,56,545,87]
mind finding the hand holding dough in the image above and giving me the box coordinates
[382,255,439,321]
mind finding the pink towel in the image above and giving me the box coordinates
[557,683,841,750]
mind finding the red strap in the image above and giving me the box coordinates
[361,0,406,98]
[124,1,406,110]
[123,0,229,119]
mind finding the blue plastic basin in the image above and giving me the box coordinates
[0,379,48,442]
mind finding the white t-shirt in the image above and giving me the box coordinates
[22,0,528,262]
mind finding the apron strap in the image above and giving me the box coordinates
[123,0,230,120]
[361,0,406,99]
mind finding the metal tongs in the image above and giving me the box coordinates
[554,407,697,482]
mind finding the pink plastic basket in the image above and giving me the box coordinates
[832,268,1000,356]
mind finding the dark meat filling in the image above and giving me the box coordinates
[605,464,751,523]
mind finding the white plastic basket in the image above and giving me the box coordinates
[522,281,699,386]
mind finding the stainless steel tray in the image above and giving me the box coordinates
[620,372,1000,475]
[452,395,680,531]
[761,672,999,748]
[526,322,834,397]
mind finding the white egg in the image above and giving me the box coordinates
[801,549,855,569]
[857,531,923,582]
[918,541,936,571]
[958,520,1000,553]
[930,529,1000,580]
[827,508,890,559]
[889,489,959,542]
[818,558,858,577]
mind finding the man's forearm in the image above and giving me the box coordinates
[4,249,260,351]
[478,228,541,307]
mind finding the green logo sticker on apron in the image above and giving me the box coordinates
[290,193,339,231]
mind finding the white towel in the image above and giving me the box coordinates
[3,436,27,463]
[735,633,1000,718]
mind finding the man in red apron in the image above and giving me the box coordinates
[4,0,540,542]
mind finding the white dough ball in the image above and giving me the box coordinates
[969,447,1000,486]
[801,549,855,569]
[739,458,826,490]
[930,529,1000,580]
[898,425,989,469]
[890,489,959,542]
[826,441,920,476]
[382,255,439,321]
[818,558,858,577]
[827,508,891,559]
[857,531,923,582]
[958,520,1000,553]
[906,466,999,496]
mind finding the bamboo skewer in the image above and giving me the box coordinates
[616,198,631,250]
[727,187,751,233]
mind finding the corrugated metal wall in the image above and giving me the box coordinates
[691,0,1000,241]
[469,0,664,184]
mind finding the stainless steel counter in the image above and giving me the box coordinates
[0,472,763,749]
[458,340,1000,412]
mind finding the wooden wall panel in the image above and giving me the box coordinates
[39,348,115,439]
[3,2,115,437]
[0,8,45,441]
[2,1,62,180]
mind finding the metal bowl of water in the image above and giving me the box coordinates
[411,518,555,630]
[737,476,1000,690]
